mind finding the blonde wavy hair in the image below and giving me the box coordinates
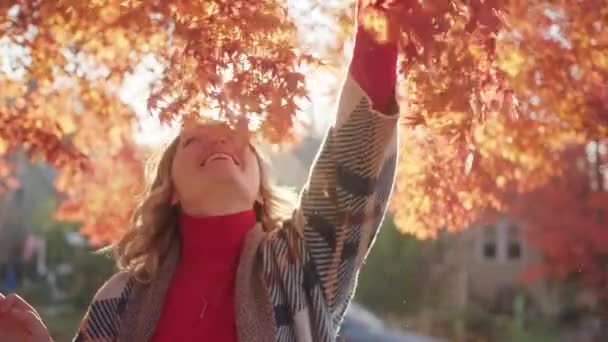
[110,136,298,283]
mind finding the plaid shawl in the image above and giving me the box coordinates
[73,75,399,342]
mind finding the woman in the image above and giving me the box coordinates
[0,1,400,341]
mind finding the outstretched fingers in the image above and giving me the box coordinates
[0,292,50,340]
[0,293,38,317]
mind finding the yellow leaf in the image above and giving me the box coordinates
[498,49,525,77]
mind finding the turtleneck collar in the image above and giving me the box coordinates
[178,209,256,266]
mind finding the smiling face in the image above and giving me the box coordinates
[171,122,261,216]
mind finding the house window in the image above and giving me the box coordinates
[507,225,522,260]
[483,242,497,259]
[507,242,521,259]
[481,226,498,260]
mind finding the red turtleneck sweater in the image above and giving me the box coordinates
[151,210,256,342]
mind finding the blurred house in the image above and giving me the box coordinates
[427,217,562,318]
[422,218,608,341]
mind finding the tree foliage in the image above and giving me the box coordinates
[0,0,312,243]
[384,0,607,236]
[0,0,607,297]
[516,142,608,311]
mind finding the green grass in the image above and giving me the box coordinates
[39,305,86,342]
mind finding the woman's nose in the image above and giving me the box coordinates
[216,136,227,145]
[209,135,229,147]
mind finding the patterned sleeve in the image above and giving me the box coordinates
[286,21,400,314]
[72,273,133,342]
[295,73,399,310]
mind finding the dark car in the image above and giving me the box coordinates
[338,303,442,342]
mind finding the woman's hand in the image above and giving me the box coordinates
[356,0,402,44]
[351,0,401,113]
[0,293,53,342]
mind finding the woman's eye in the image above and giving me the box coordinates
[182,137,199,147]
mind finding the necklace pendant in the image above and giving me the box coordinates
[200,298,208,319]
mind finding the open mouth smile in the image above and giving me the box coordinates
[200,152,240,167]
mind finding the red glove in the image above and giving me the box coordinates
[349,0,399,113]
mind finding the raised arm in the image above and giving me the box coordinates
[293,12,400,312]
[263,1,401,324]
